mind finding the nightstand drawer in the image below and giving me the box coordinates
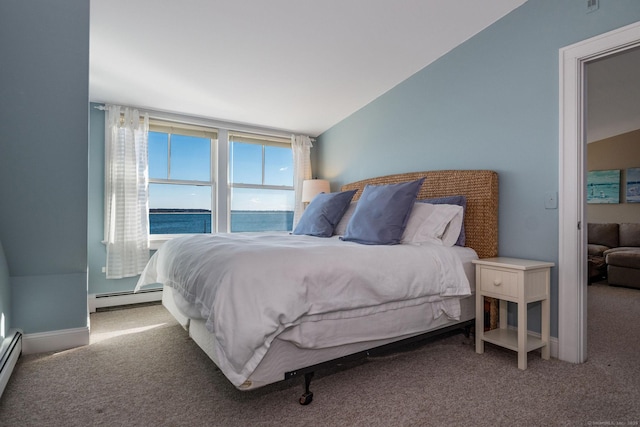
[479,268,519,298]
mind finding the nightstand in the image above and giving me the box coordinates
[473,257,554,370]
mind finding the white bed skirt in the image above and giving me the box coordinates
[162,284,475,390]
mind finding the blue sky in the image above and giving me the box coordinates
[148,132,294,211]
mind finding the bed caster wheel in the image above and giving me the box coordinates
[299,392,313,405]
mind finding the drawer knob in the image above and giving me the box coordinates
[493,279,502,286]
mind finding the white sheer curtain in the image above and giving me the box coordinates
[291,135,313,227]
[104,106,150,279]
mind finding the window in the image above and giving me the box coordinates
[229,133,294,232]
[147,122,217,235]
[146,121,294,236]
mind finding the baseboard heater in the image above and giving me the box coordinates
[90,288,163,312]
[0,330,23,398]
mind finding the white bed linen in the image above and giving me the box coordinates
[136,232,471,387]
[184,294,477,390]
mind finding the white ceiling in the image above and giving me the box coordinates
[90,0,527,136]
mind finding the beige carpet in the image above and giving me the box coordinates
[0,283,639,426]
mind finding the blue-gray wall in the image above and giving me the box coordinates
[0,0,90,333]
[316,0,640,338]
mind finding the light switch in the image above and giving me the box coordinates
[545,191,558,209]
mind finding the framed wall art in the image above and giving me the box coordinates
[627,167,640,203]
[587,169,620,204]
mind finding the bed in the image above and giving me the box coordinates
[136,169,498,404]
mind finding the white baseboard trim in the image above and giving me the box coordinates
[22,326,89,355]
[548,334,559,359]
[88,288,163,313]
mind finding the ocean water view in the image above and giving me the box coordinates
[149,211,293,234]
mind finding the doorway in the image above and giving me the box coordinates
[558,21,640,364]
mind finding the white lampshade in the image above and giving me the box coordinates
[301,179,330,203]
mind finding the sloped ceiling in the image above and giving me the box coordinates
[587,46,640,143]
[90,0,526,136]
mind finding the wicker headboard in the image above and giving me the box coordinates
[340,170,498,258]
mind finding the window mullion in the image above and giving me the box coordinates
[167,133,172,179]
[261,144,266,185]
[217,130,229,233]
[231,183,293,191]
[149,178,211,186]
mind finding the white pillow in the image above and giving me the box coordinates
[401,203,464,246]
[333,201,357,235]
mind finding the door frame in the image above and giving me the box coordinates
[558,21,640,363]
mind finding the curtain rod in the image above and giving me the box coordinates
[91,104,314,140]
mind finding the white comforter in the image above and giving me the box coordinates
[136,233,471,387]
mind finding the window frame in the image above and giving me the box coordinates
[147,120,218,246]
[229,132,294,189]
[228,132,295,233]
[143,119,295,248]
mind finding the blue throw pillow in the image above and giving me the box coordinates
[418,195,467,246]
[293,189,358,237]
[342,178,425,245]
